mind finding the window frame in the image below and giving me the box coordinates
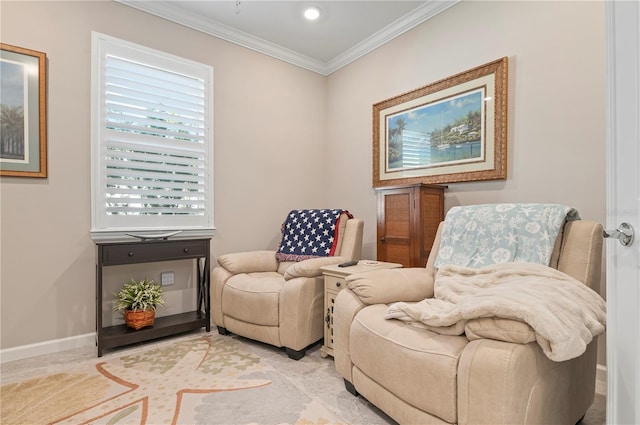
[90,32,214,241]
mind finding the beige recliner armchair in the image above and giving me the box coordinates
[212,211,363,360]
[334,205,604,424]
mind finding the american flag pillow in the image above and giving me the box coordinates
[275,209,353,262]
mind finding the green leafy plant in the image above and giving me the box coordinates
[114,278,166,312]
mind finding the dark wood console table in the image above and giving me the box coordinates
[95,238,211,356]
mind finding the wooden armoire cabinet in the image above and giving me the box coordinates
[375,184,446,268]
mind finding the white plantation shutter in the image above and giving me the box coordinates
[91,33,214,240]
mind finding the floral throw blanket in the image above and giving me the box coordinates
[434,203,580,269]
[275,209,352,262]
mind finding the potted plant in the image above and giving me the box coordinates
[114,278,166,330]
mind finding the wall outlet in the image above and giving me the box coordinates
[161,272,175,286]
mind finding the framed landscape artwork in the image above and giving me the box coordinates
[0,43,47,178]
[373,57,508,187]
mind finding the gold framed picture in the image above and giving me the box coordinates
[1,43,47,178]
[373,57,508,187]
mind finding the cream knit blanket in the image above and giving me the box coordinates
[385,262,606,361]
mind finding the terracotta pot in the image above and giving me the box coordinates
[124,309,155,330]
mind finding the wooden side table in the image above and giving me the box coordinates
[319,260,402,358]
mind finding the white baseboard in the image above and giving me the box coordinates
[596,364,607,396]
[0,333,96,364]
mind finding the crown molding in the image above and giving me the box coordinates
[325,0,460,74]
[116,0,460,76]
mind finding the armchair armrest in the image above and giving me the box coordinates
[346,268,434,304]
[457,339,597,424]
[216,250,278,274]
[283,256,349,280]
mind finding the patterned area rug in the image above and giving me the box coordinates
[1,335,346,425]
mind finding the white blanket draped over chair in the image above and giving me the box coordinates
[385,262,606,361]
[387,202,607,362]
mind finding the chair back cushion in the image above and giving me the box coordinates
[331,212,350,254]
[556,220,603,291]
[335,217,364,260]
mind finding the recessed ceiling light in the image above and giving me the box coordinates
[303,6,321,21]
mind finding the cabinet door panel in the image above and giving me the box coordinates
[421,191,445,263]
[384,193,411,237]
[377,189,412,267]
[384,244,412,267]
[377,184,445,268]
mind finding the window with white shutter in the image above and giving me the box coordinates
[90,33,214,241]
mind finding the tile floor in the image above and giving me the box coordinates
[1,330,606,424]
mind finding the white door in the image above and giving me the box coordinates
[605,1,640,424]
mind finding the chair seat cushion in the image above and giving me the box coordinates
[350,304,469,423]
[223,272,284,326]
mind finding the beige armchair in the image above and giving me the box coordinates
[334,212,604,424]
[212,212,363,360]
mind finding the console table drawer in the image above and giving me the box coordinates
[176,241,207,257]
[101,240,208,265]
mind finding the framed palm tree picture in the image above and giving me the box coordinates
[373,57,507,187]
[1,43,47,178]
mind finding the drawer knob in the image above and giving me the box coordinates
[336,282,341,287]
[128,252,134,257]
[183,248,189,253]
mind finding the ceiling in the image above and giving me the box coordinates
[117,0,460,75]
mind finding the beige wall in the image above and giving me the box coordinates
[1,0,606,367]
[0,1,327,349]
[326,0,605,257]
[325,0,606,363]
